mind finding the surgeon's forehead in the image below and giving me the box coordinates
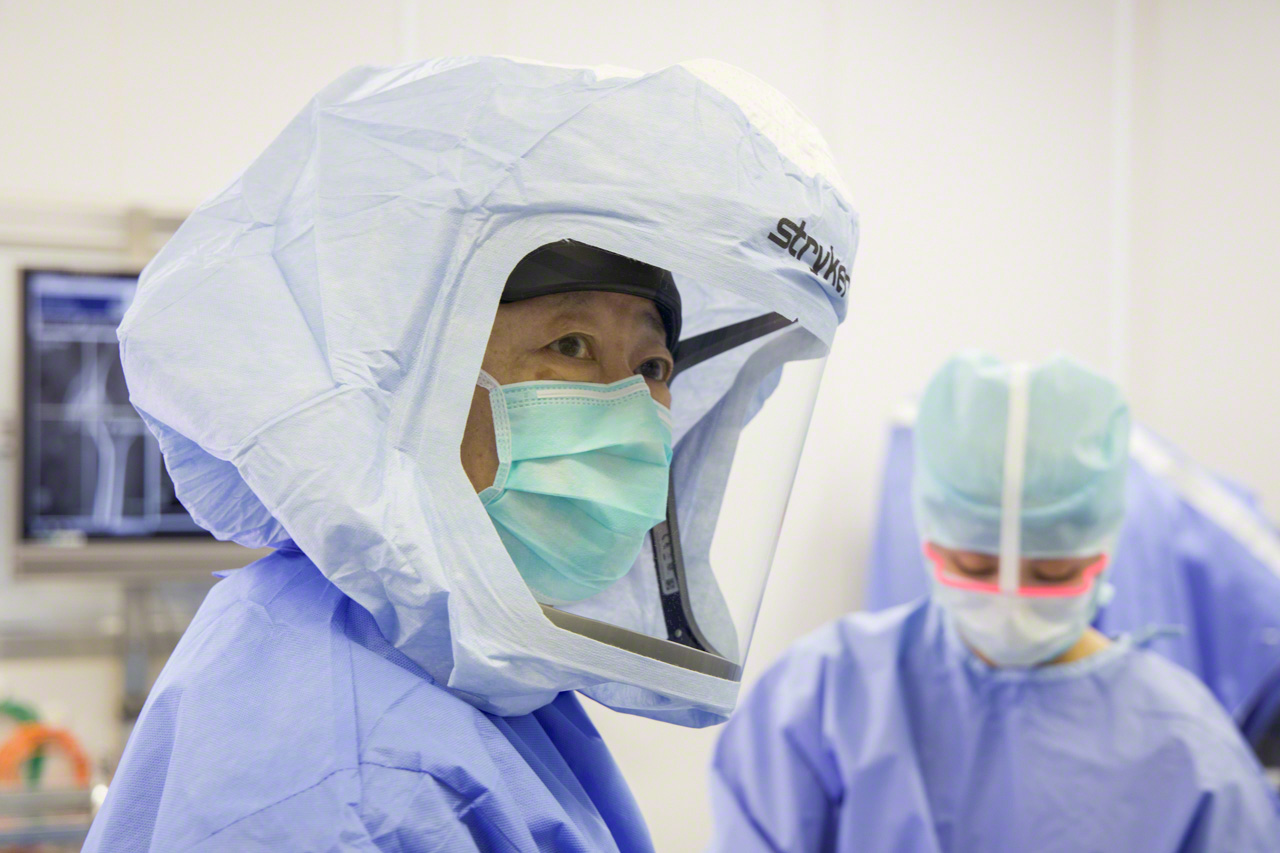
[531,291,667,342]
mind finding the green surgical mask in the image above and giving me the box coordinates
[477,371,673,604]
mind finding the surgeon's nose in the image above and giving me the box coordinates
[595,349,638,385]
[599,362,638,385]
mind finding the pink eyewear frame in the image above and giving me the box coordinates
[925,543,1108,598]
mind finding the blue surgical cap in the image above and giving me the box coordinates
[913,351,1130,557]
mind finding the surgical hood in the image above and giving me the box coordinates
[119,56,859,725]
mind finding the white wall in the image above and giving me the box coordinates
[0,2,1277,851]
[1129,0,1280,513]
[0,0,403,210]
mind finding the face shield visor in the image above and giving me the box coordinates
[487,240,827,683]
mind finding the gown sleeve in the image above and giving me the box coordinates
[1176,766,1280,852]
[708,647,842,853]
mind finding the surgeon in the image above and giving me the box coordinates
[83,57,858,851]
[710,352,1280,852]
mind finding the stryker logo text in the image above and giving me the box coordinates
[767,218,850,297]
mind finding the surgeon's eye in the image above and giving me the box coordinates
[549,334,592,360]
[954,560,997,578]
[637,357,673,383]
[1031,563,1081,584]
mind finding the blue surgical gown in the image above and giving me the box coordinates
[710,598,1280,852]
[83,547,654,852]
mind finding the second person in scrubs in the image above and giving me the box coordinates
[709,352,1280,852]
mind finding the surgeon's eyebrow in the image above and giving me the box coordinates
[637,305,668,346]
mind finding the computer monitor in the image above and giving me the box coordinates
[12,266,267,577]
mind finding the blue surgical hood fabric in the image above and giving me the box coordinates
[116,55,857,726]
[84,548,653,852]
[868,422,1280,739]
[709,599,1280,852]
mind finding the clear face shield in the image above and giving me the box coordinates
[483,240,830,684]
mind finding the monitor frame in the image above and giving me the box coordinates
[3,248,268,581]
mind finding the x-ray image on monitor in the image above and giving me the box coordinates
[22,269,208,540]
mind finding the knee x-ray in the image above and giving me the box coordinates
[22,270,206,540]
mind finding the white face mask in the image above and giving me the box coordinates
[930,566,1112,667]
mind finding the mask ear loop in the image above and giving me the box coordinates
[476,370,513,505]
[999,364,1032,594]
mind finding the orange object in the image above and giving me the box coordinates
[0,722,90,788]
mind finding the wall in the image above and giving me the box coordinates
[0,2,1276,851]
[0,0,404,211]
[1129,0,1280,512]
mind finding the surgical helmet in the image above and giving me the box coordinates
[120,56,858,727]
[913,351,1130,558]
[502,240,683,351]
